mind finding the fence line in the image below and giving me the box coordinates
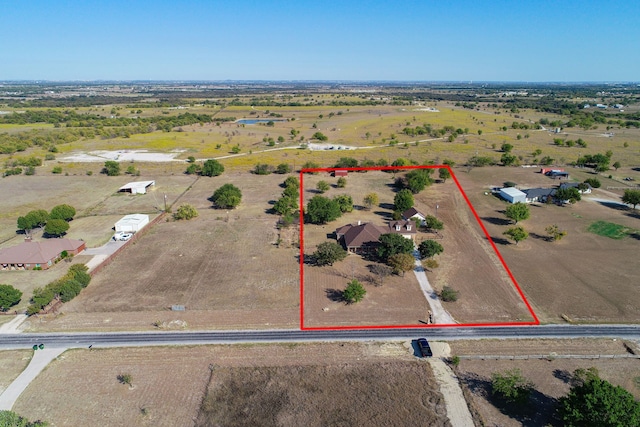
[458,354,640,360]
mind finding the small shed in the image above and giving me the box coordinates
[333,170,348,177]
[115,214,149,233]
[119,180,155,195]
[499,187,526,204]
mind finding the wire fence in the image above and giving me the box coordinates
[458,354,640,360]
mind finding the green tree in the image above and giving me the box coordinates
[306,196,342,224]
[424,215,443,232]
[503,226,528,245]
[102,160,120,176]
[0,284,22,311]
[556,187,582,204]
[333,194,354,213]
[405,169,434,194]
[501,143,513,152]
[438,168,451,182]
[275,163,291,174]
[336,177,347,188]
[173,204,199,220]
[545,224,567,241]
[377,233,415,261]
[313,242,347,266]
[49,204,76,221]
[363,193,379,210]
[491,369,533,404]
[316,180,330,193]
[201,159,224,177]
[211,184,242,209]
[622,189,640,209]
[118,373,133,386]
[343,279,366,303]
[612,161,621,170]
[273,196,298,216]
[558,368,640,427]
[185,163,201,175]
[394,189,414,212]
[25,210,49,229]
[418,240,444,259]
[388,252,415,276]
[302,161,320,172]
[504,202,530,224]
[283,176,299,189]
[501,153,518,166]
[44,219,69,237]
[584,178,601,188]
[312,132,328,141]
[334,157,358,168]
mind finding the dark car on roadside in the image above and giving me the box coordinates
[416,338,432,357]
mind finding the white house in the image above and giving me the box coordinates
[118,180,155,195]
[402,207,427,224]
[499,187,526,204]
[115,214,150,233]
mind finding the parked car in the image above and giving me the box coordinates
[416,338,433,357]
[114,232,133,241]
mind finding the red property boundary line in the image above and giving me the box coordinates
[299,165,540,331]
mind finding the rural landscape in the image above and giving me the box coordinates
[0,80,638,426]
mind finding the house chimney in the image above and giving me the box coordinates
[24,236,32,242]
[357,220,361,226]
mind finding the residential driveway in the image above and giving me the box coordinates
[0,347,67,410]
[83,239,127,271]
[428,357,474,426]
[0,315,28,334]
[412,248,456,324]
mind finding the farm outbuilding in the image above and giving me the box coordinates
[499,187,527,204]
[118,180,155,194]
[115,214,149,233]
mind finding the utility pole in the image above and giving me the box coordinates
[164,194,167,212]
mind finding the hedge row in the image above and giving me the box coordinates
[27,264,91,315]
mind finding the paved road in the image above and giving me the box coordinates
[1,325,639,350]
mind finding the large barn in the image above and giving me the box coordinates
[118,180,155,195]
[0,239,86,271]
[499,187,526,204]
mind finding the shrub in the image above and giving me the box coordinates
[52,166,62,174]
[211,184,242,209]
[0,284,22,311]
[173,204,199,220]
[440,286,458,302]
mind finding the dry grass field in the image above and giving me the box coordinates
[302,170,534,327]
[27,173,300,331]
[455,166,640,323]
[12,342,448,427]
[0,350,31,394]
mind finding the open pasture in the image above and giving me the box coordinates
[302,170,534,327]
[30,173,300,331]
[456,166,640,323]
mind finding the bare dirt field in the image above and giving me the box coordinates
[302,170,534,327]
[197,362,449,427]
[12,342,448,427]
[0,350,31,394]
[455,166,640,323]
[27,173,300,331]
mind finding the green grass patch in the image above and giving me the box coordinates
[587,221,636,239]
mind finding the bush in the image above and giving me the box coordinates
[173,204,199,220]
[313,242,347,266]
[491,369,533,404]
[584,177,601,188]
[101,160,120,176]
[440,286,458,302]
[343,279,366,303]
[51,166,62,174]
[201,159,224,177]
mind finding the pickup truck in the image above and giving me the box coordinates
[417,338,433,358]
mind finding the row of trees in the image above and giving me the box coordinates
[17,204,76,237]
[305,194,354,224]
[27,264,91,315]
[185,159,225,177]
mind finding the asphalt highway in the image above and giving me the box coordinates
[1,324,639,350]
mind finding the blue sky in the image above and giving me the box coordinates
[1,0,638,81]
